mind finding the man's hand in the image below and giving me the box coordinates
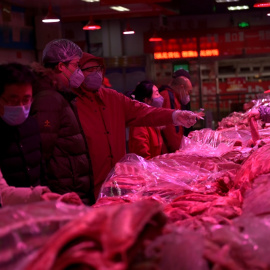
[59,192,83,205]
[172,110,203,128]
[41,192,83,205]
[248,109,260,120]
[195,111,205,120]
[41,192,61,201]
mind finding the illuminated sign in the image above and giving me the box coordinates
[200,49,219,56]
[154,49,219,59]
[182,51,198,58]
[238,21,250,28]
[154,51,181,59]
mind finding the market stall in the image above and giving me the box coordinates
[2,96,270,269]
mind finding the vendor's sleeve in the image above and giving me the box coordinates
[129,127,151,159]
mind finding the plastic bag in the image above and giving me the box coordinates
[98,153,240,203]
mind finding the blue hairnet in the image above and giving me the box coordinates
[42,39,83,64]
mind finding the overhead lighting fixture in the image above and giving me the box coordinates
[110,6,130,12]
[149,32,163,42]
[83,17,101,30]
[268,12,270,15]
[81,0,99,2]
[42,4,60,23]
[216,0,239,2]
[227,5,249,10]
[254,0,270,7]
[123,22,135,35]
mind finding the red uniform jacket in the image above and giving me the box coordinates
[129,126,164,160]
[160,87,183,153]
[75,87,174,198]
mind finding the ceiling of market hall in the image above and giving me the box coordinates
[2,0,268,22]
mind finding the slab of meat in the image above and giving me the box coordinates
[242,173,270,216]
[234,143,270,192]
[249,117,260,144]
[204,213,270,269]
[25,200,167,270]
[144,229,209,270]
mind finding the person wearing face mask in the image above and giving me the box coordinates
[159,69,200,153]
[0,63,46,190]
[128,81,167,159]
[0,63,83,206]
[30,39,95,206]
[74,53,203,199]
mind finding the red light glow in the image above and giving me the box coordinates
[254,2,270,7]
[83,25,101,30]
[149,37,163,42]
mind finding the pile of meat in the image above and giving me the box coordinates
[3,102,270,269]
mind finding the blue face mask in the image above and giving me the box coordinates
[83,71,103,91]
[151,96,164,108]
[1,103,31,126]
[69,68,85,88]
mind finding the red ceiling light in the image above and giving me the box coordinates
[42,4,60,23]
[149,31,163,42]
[83,17,101,30]
[254,0,270,7]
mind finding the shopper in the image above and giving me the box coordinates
[0,63,46,188]
[30,39,95,205]
[0,63,82,206]
[128,80,166,159]
[159,69,194,153]
[74,52,203,198]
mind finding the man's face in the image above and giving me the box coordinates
[62,57,80,78]
[80,60,104,91]
[177,78,192,95]
[58,57,81,88]
[184,79,192,96]
[0,83,32,116]
[1,83,32,106]
[177,78,192,105]
[81,60,104,78]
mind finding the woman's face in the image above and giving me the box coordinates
[151,85,161,99]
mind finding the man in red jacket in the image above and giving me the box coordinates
[159,69,194,153]
[75,53,203,199]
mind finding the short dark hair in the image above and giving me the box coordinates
[172,69,191,80]
[0,63,35,96]
[132,80,154,102]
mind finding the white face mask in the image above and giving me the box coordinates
[181,94,190,105]
[83,71,103,91]
[151,96,164,108]
[1,103,31,126]
[68,68,85,88]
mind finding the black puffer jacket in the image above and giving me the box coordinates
[0,116,45,187]
[30,82,95,205]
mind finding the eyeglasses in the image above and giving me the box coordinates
[67,62,79,69]
[81,65,104,73]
